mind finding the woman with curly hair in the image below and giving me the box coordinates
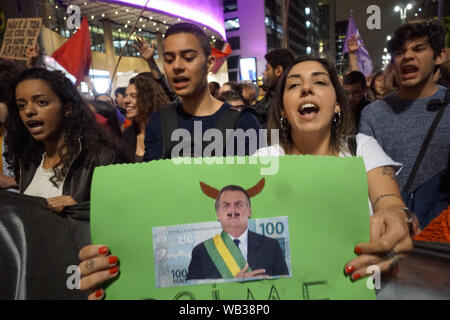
[122,72,170,162]
[5,68,129,212]
[0,58,23,190]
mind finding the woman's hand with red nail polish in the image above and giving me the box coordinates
[344,207,412,282]
[78,244,120,300]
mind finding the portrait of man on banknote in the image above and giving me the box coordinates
[186,185,289,280]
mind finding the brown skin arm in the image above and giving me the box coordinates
[344,166,414,281]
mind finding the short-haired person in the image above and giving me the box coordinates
[114,87,127,114]
[143,23,261,161]
[186,185,288,280]
[359,19,450,227]
[343,71,370,131]
[254,56,417,282]
[254,48,295,126]
[240,82,258,106]
[217,81,240,98]
[218,90,245,108]
[208,81,220,98]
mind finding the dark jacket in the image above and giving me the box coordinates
[186,230,289,280]
[19,140,121,203]
[122,122,138,160]
[253,91,273,127]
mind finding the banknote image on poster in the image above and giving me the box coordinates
[153,216,291,288]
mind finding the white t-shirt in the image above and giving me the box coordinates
[24,155,64,199]
[254,133,402,173]
[253,133,402,215]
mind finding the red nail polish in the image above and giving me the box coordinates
[109,256,118,264]
[345,265,355,274]
[354,247,362,255]
[353,273,361,281]
[95,289,103,298]
[109,266,119,275]
[98,246,108,255]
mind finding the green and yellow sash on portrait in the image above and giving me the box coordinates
[204,231,250,278]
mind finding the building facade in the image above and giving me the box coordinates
[224,0,323,82]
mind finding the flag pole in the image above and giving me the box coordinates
[108,0,151,94]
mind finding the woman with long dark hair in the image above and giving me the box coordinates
[256,56,417,281]
[122,72,170,162]
[5,68,129,212]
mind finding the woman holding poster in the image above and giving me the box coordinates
[255,56,419,281]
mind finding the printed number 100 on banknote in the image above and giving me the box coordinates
[152,216,290,288]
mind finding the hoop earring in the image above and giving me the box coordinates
[280,116,290,145]
[280,116,288,130]
[332,112,342,126]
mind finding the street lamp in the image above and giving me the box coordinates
[394,3,413,23]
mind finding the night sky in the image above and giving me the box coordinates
[336,0,426,71]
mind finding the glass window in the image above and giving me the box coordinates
[225,18,240,31]
[227,55,240,69]
[223,0,238,13]
[228,71,238,82]
[228,36,240,50]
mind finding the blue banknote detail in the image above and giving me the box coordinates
[153,216,290,288]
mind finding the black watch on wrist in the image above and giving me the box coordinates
[399,207,420,236]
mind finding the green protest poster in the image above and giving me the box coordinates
[90,155,375,300]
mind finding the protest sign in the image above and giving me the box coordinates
[90,155,376,300]
[0,18,42,61]
[0,190,89,299]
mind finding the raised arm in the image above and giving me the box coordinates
[347,35,362,72]
[133,35,178,102]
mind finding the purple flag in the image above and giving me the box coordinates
[343,14,373,77]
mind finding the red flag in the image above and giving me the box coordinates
[211,42,232,74]
[51,17,92,85]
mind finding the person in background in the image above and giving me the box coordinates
[360,19,449,228]
[218,90,245,108]
[257,85,267,101]
[218,81,240,98]
[0,58,23,190]
[343,71,371,132]
[4,68,129,212]
[208,81,220,98]
[114,87,127,116]
[240,82,258,106]
[113,87,132,131]
[367,71,387,102]
[437,59,450,88]
[254,48,295,126]
[89,100,122,138]
[122,72,170,162]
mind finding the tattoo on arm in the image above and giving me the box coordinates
[86,259,95,270]
[372,193,400,209]
[382,167,397,181]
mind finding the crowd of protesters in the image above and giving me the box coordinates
[0,17,449,300]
